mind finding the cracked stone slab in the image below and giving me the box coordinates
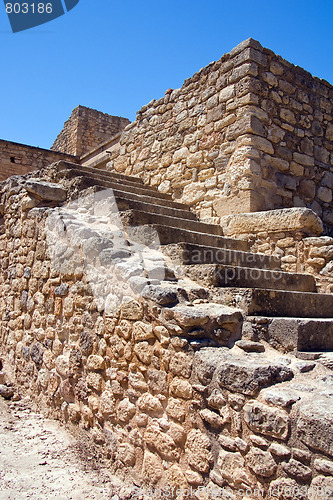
[25,180,67,201]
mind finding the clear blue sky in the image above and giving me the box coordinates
[1,0,332,150]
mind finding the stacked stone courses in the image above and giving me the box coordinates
[0,163,332,499]
[52,105,130,157]
[0,139,78,182]
[107,38,333,233]
[0,39,333,499]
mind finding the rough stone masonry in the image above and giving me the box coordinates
[0,39,332,500]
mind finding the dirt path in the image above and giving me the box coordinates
[0,396,127,500]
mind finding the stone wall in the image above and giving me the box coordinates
[221,208,333,293]
[108,38,268,222]
[106,38,333,232]
[240,41,333,233]
[0,171,333,498]
[52,105,130,157]
[0,139,77,182]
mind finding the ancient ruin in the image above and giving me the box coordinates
[0,38,333,498]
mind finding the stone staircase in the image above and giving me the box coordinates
[54,161,333,354]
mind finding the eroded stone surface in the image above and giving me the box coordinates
[25,180,67,201]
[297,397,333,457]
[217,356,293,396]
[246,448,277,477]
[244,401,290,440]
[1,37,333,499]
[185,429,213,473]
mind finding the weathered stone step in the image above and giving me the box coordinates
[115,196,198,221]
[162,242,281,270]
[246,316,333,352]
[58,162,143,185]
[66,166,144,188]
[126,210,223,236]
[76,174,174,201]
[57,161,203,213]
[184,264,316,292]
[216,287,333,318]
[59,167,176,202]
[153,224,248,251]
[112,188,188,210]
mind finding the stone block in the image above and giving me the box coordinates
[144,424,179,461]
[200,409,225,429]
[170,378,192,399]
[244,401,289,440]
[314,458,333,476]
[246,448,277,477]
[318,186,332,203]
[137,393,163,415]
[120,299,143,320]
[132,321,154,341]
[221,207,323,237]
[169,352,193,378]
[133,341,152,365]
[142,285,178,306]
[309,476,333,500]
[217,356,293,396]
[282,459,312,482]
[267,317,333,352]
[25,180,67,201]
[219,85,235,102]
[226,114,265,140]
[142,451,163,484]
[0,384,14,399]
[262,386,300,407]
[218,449,251,487]
[117,398,136,422]
[87,355,105,371]
[166,397,186,422]
[297,397,333,456]
[186,429,212,473]
[293,152,315,167]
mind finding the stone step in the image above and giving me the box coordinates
[153,224,249,251]
[216,287,333,318]
[59,166,176,202]
[126,210,224,236]
[58,162,144,185]
[57,161,202,212]
[112,188,189,210]
[68,166,144,188]
[245,316,333,353]
[183,264,316,292]
[115,196,198,221]
[162,242,281,270]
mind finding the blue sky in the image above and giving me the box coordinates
[0,0,332,149]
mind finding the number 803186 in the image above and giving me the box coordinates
[5,3,53,14]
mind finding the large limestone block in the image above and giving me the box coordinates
[297,397,333,457]
[25,180,67,201]
[217,356,293,396]
[213,190,264,217]
[267,317,333,352]
[221,207,323,237]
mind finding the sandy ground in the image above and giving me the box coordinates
[0,396,127,500]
